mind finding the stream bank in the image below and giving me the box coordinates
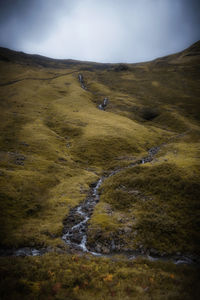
[0,140,199,265]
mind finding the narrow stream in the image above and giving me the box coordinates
[62,145,161,252]
[62,177,104,256]
[0,139,198,264]
[61,145,198,265]
[0,74,196,264]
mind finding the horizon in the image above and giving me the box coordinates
[1,39,199,65]
[0,0,200,63]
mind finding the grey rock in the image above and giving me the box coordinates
[102,246,110,254]
[124,227,132,234]
[150,248,159,255]
[71,233,82,244]
[95,244,102,253]
[111,240,116,250]
[15,155,26,165]
[20,141,29,147]
[115,244,121,251]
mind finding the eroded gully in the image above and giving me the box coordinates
[61,144,197,265]
[0,75,198,264]
[1,142,198,265]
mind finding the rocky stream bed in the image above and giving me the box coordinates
[0,143,199,265]
[0,76,198,265]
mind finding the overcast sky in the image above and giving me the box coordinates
[0,0,200,63]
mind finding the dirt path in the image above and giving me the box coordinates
[0,71,79,87]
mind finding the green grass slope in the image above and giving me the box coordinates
[0,48,168,248]
[0,42,200,299]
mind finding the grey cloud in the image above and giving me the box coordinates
[0,0,75,47]
[0,0,199,62]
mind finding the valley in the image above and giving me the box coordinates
[0,42,200,299]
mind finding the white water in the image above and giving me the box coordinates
[62,177,104,254]
[60,145,199,264]
[1,142,198,264]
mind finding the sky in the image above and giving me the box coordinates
[0,0,200,63]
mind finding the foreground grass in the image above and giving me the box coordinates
[0,253,199,300]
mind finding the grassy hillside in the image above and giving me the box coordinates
[0,42,200,299]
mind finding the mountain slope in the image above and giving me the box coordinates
[0,42,200,299]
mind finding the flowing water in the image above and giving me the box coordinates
[62,177,104,256]
[61,145,198,264]
[0,74,196,263]
[0,143,198,264]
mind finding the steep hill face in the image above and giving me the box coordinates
[0,42,200,253]
[0,42,200,299]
